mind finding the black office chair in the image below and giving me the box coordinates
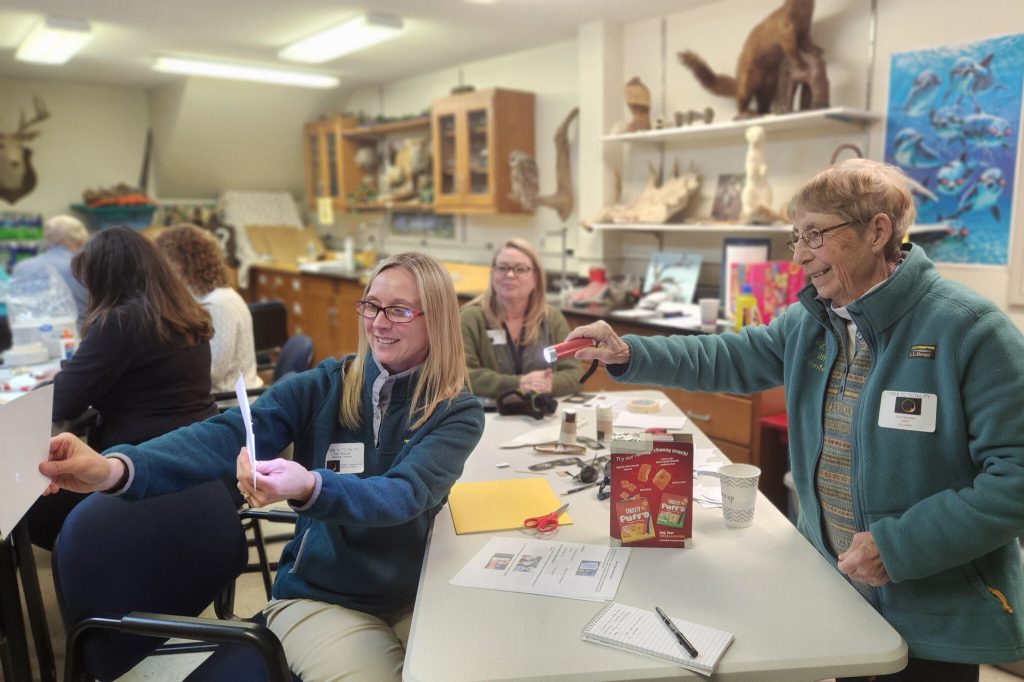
[53,480,294,682]
[249,300,288,372]
[272,334,314,382]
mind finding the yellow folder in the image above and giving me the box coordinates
[447,478,573,535]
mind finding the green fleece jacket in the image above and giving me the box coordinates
[612,245,1024,663]
[460,303,582,398]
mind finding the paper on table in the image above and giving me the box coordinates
[234,372,257,490]
[0,385,54,538]
[450,536,630,601]
[447,478,572,534]
[613,413,687,431]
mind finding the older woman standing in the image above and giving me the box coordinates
[155,224,262,393]
[567,159,1024,681]
[461,239,581,398]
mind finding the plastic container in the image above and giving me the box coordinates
[71,204,157,232]
[734,284,760,331]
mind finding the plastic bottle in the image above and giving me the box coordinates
[60,328,76,360]
[734,284,760,331]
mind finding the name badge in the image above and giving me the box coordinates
[325,443,364,474]
[877,390,937,433]
[486,329,506,346]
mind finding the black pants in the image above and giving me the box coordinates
[839,658,979,682]
[26,489,90,551]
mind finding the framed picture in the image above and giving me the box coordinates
[711,173,745,222]
[642,251,702,303]
[721,238,770,319]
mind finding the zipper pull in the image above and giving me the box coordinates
[988,586,1015,614]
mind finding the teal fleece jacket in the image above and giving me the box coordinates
[111,356,484,617]
[612,245,1024,663]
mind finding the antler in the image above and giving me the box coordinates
[18,96,50,135]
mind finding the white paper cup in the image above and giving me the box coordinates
[699,298,720,331]
[719,463,761,528]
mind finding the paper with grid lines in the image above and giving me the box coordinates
[581,601,733,676]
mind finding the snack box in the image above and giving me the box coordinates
[609,432,693,548]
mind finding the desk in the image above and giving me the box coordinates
[404,391,907,682]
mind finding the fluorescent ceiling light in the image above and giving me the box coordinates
[16,15,93,65]
[279,12,403,63]
[153,56,339,89]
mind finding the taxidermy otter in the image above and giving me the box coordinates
[678,0,824,119]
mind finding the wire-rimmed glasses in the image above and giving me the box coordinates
[786,221,854,252]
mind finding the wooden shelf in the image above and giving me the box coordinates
[600,107,879,145]
[346,201,432,212]
[588,222,792,234]
[342,116,431,141]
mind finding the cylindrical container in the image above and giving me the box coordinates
[734,284,759,332]
[596,405,613,444]
[559,410,577,446]
[719,463,761,528]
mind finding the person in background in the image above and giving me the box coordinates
[567,159,1024,681]
[39,252,484,681]
[155,223,262,393]
[12,214,90,327]
[460,239,581,398]
[26,226,219,549]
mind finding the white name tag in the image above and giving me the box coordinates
[325,442,364,474]
[877,390,937,433]
[486,329,506,345]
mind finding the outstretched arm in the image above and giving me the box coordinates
[40,433,125,495]
[565,320,631,366]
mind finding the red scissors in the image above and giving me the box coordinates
[523,503,569,534]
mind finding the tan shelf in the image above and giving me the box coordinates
[342,116,431,141]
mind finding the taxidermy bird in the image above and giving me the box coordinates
[508,107,579,221]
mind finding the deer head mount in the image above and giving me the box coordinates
[0,96,50,204]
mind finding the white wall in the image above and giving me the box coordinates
[327,40,579,278]
[0,76,149,219]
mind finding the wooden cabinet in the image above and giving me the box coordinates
[341,116,432,211]
[302,115,359,210]
[431,88,535,214]
[301,275,364,363]
[251,265,365,365]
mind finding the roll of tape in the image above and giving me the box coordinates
[626,398,660,414]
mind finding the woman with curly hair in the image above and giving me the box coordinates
[155,224,262,393]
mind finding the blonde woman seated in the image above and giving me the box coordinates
[460,239,581,398]
[155,224,262,393]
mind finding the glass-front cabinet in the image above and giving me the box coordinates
[431,88,535,214]
[302,116,357,210]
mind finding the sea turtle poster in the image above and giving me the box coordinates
[884,33,1024,265]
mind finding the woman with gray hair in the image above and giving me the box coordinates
[566,159,1024,680]
[12,214,89,325]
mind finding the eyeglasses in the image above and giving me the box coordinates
[355,300,424,323]
[494,263,533,277]
[786,221,854,251]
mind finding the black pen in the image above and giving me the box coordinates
[654,606,698,658]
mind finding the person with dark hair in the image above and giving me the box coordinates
[155,223,262,393]
[39,252,484,680]
[27,226,219,549]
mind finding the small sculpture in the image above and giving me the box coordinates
[507,107,579,221]
[624,77,652,132]
[674,107,715,126]
[584,160,701,228]
[740,126,779,224]
[678,0,827,119]
[383,136,431,202]
[354,145,379,188]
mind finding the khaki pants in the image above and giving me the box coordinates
[263,598,412,682]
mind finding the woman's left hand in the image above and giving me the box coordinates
[837,531,891,587]
[236,448,316,508]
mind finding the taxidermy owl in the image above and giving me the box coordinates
[508,149,539,211]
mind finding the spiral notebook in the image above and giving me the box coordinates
[581,602,733,676]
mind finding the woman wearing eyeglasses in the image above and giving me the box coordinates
[566,159,1024,681]
[40,253,485,681]
[460,239,582,398]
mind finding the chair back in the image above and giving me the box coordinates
[273,335,314,382]
[53,480,248,681]
[249,300,288,355]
